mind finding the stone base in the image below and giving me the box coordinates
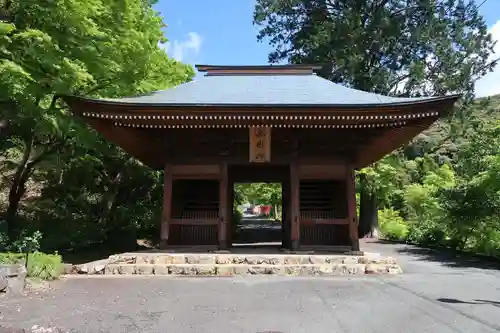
[69,253,402,277]
[0,264,27,295]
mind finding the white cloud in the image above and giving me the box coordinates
[475,20,500,98]
[162,32,202,62]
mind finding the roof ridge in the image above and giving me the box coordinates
[205,72,314,77]
[196,64,320,76]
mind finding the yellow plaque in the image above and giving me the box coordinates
[249,126,271,163]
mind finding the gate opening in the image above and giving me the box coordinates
[232,182,284,246]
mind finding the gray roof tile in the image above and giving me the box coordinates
[97,74,457,107]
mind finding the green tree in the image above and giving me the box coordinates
[438,122,500,251]
[236,183,282,219]
[254,0,498,236]
[0,0,194,241]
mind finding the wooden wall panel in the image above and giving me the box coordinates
[300,224,350,246]
[169,225,218,246]
[171,165,221,179]
[299,165,346,179]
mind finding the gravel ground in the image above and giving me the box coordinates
[1,240,500,333]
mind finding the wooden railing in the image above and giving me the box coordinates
[174,211,219,222]
[300,211,348,226]
[169,211,219,245]
[299,211,349,246]
[300,224,350,246]
[169,225,218,245]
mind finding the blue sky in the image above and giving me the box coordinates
[156,0,500,97]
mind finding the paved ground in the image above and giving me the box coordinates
[2,240,500,333]
[235,216,282,243]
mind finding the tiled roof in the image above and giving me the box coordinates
[88,73,458,107]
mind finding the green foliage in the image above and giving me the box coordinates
[254,0,500,253]
[358,155,408,205]
[6,230,42,253]
[0,0,499,262]
[26,252,63,280]
[235,183,282,219]
[0,252,23,264]
[379,112,500,253]
[378,209,408,241]
[232,208,243,235]
[254,0,496,99]
[0,0,193,252]
[0,251,63,280]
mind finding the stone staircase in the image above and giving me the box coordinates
[68,252,402,277]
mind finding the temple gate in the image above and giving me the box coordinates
[61,64,460,252]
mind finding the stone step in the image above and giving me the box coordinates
[72,262,402,276]
[107,254,391,266]
[67,252,402,276]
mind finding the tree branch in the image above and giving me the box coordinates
[81,79,116,96]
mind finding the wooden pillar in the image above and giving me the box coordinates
[227,178,234,246]
[346,166,360,252]
[281,182,290,249]
[160,164,172,249]
[290,161,300,251]
[218,163,229,250]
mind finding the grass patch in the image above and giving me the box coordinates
[0,252,63,280]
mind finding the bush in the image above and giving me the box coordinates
[0,252,63,280]
[378,208,409,241]
[406,222,446,246]
[232,208,243,235]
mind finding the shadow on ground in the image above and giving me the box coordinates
[234,216,282,244]
[370,239,500,271]
[61,242,154,265]
[437,298,500,307]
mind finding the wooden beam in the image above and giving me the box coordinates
[166,154,352,166]
[300,218,349,225]
[160,164,173,249]
[218,162,229,250]
[170,219,218,225]
[346,166,360,252]
[85,119,158,167]
[355,119,435,168]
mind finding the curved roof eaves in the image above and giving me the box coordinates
[59,74,462,109]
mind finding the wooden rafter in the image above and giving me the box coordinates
[354,118,436,168]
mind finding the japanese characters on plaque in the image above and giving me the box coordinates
[249,126,271,163]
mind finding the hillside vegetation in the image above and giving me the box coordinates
[372,94,500,255]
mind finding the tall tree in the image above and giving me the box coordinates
[0,0,194,241]
[254,0,498,236]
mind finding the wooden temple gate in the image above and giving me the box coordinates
[161,162,357,250]
[61,64,460,252]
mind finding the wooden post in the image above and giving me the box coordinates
[227,178,234,246]
[218,163,229,250]
[160,164,172,249]
[290,161,300,251]
[346,166,360,252]
[281,182,290,249]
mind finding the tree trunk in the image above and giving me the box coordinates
[102,157,134,249]
[358,174,379,238]
[368,198,380,239]
[100,161,130,226]
[6,138,33,241]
